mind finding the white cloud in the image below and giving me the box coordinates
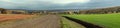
[0,0,91,4]
[52,0,90,4]
[0,0,120,10]
[0,0,11,2]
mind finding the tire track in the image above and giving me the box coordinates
[0,15,61,28]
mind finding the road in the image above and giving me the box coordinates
[0,15,61,28]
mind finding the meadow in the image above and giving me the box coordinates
[64,13,120,28]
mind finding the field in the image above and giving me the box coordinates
[0,14,35,22]
[61,17,85,28]
[64,13,120,28]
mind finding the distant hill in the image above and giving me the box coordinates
[1,6,120,14]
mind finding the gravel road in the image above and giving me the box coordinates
[0,15,61,28]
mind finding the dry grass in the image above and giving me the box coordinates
[0,14,35,21]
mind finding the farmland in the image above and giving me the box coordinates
[0,14,35,22]
[64,13,120,28]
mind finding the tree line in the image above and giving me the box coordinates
[77,6,120,14]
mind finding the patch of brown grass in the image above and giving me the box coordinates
[0,14,35,21]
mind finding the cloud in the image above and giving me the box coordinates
[0,0,120,10]
[47,0,90,4]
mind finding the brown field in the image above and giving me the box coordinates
[0,15,61,28]
[0,14,35,21]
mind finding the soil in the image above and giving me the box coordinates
[0,15,61,28]
[0,14,34,21]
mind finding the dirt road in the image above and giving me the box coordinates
[0,15,61,28]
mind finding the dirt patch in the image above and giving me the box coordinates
[0,14,34,22]
[63,16,103,28]
[0,15,61,28]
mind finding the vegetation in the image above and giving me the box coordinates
[0,15,38,28]
[64,13,120,28]
[61,18,85,28]
[0,14,35,21]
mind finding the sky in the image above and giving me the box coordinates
[0,0,120,10]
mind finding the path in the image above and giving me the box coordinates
[0,15,61,28]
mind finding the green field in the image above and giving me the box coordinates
[64,13,120,28]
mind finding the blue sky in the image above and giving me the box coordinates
[0,0,120,10]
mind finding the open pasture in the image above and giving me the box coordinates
[65,13,120,28]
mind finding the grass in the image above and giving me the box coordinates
[64,13,120,28]
[0,15,39,28]
[0,14,35,21]
[61,18,85,28]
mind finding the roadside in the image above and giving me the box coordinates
[0,14,39,28]
[0,14,36,22]
[63,16,103,28]
[61,17,86,28]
